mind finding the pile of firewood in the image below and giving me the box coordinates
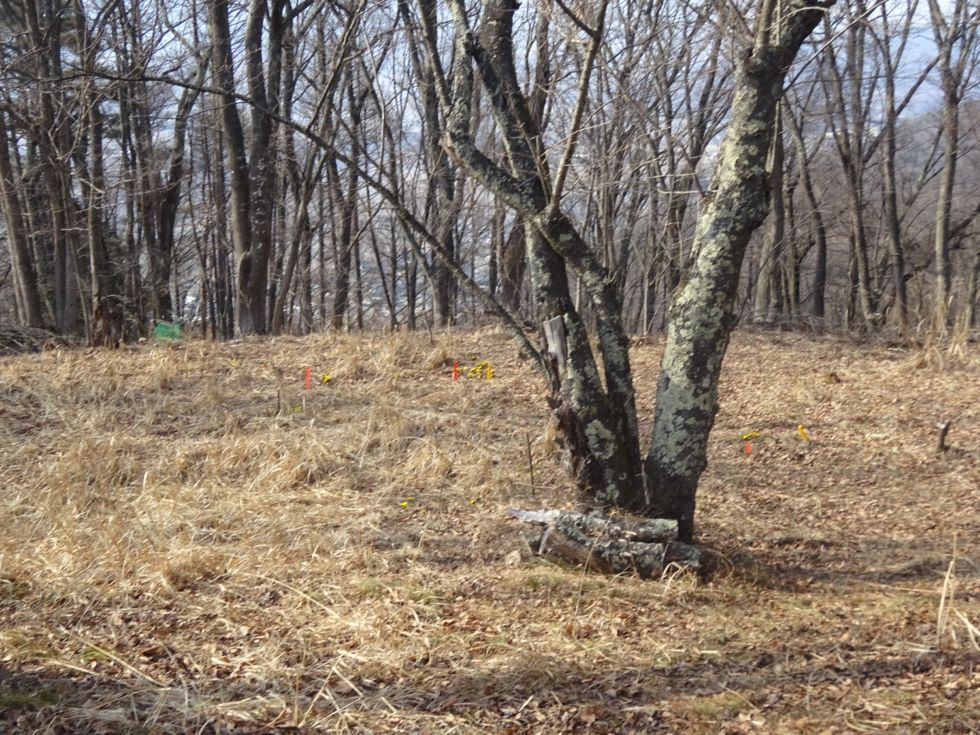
[510,508,701,578]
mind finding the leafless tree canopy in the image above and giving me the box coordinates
[0,0,975,338]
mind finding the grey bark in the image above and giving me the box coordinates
[327,85,361,331]
[207,0,289,334]
[823,6,879,329]
[753,103,785,323]
[873,7,913,332]
[209,0,255,334]
[418,0,833,542]
[156,61,209,322]
[646,0,834,541]
[409,0,643,506]
[23,0,79,333]
[0,111,44,327]
[644,22,727,333]
[419,0,458,326]
[967,248,980,327]
[926,0,977,319]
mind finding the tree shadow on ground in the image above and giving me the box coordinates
[0,666,294,734]
[2,632,977,733]
[345,637,979,733]
[698,528,979,593]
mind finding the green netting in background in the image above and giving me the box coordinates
[153,321,183,340]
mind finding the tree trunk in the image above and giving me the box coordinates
[967,248,980,328]
[926,0,976,320]
[878,31,909,332]
[84,100,118,346]
[210,0,256,335]
[241,0,287,335]
[156,61,209,322]
[753,104,785,323]
[25,0,79,334]
[823,7,879,330]
[329,101,359,331]
[510,508,700,578]
[0,112,45,327]
[931,92,958,319]
[646,0,832,542]
[427,0,831,543]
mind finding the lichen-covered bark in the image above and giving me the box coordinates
[646,1,833,542]
[540,309,636,507]
[509,508,700,578]
[430,0,831,541]
[441,0,643,508]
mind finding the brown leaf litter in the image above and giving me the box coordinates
[0,328,977,733]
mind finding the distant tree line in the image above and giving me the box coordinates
[0,0,977,341]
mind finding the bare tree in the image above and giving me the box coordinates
[927,0,979,322]
[0,110,45,327]
[414,0,833,540]
[208,0,302,334]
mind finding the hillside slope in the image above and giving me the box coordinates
[1,330,977,733]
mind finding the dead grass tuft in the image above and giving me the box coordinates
[936,541,980,652]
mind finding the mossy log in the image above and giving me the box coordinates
[509,508,700,578]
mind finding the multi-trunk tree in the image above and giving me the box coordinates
[402,0,833,540]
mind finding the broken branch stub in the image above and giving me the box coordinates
[936,420,951,453]
[541,315,568,388]
[509,508,700,578]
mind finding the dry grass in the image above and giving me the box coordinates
[1,328,978,734]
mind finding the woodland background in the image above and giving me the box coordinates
[0,0,978,340]
[1,3,979,731]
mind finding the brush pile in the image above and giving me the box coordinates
[0,325,68,355]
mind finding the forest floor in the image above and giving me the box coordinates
[0,328,977,734]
